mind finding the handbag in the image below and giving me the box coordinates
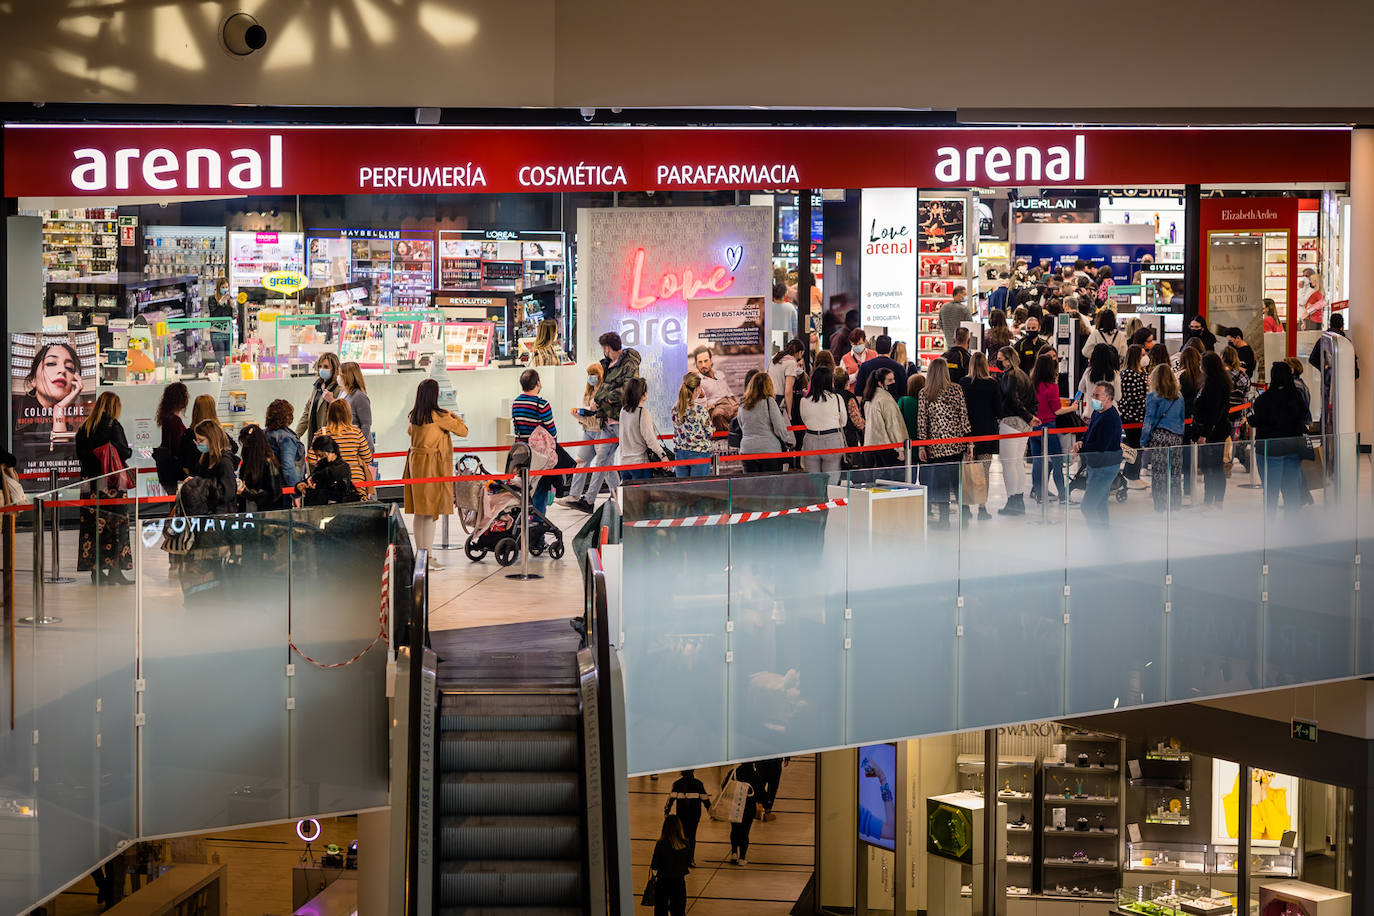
[640,870,657,906]
[1120,445,1139,465]
[159,490,195,555]
[94,442,135,492]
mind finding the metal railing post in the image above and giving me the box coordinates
[1040,427,1050,524]
[903,442,913,485]
[506,467,542,582]
[21,496,61,626]
[43,470,73,584]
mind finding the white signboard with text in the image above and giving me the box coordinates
[860,188,919,344]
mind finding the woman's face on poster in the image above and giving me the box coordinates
[32,347,78,405]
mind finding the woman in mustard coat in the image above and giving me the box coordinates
[404,379,468,559]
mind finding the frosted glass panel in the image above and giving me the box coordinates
[1264,435,1357,685]
[1167,441,1264,700]
[847,469,957,743]
[1359,448,1374,672]
[93,490,137,849]
[726,473,845,760]
[141,508,290,835]
[289,505,392,815]
[1066,445,1167,712]
[619,478,730,774]
[0,527,39,916]
[959,456,1066,729]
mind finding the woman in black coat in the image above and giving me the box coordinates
[959,351,1002,521]
[1251,361,1311,513]
[188,420,238,513]
[73,391,133,583]
[650,815,692,916]
[1194,352,1233,507]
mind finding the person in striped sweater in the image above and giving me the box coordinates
[512,369,569,515]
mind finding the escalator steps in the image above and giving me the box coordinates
[438,859,584,907]
[440,730,578,772]
[440,815,582,859]
[440,772,581,816]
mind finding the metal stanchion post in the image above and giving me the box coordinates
[1040,428,1050,524]
[20,496,61,626]
[506,467,543,581]
[43,470,73,585]
[710,453,720,476]
[904,442,913,485]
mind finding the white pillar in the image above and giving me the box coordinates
[1349,130,1374,440]
[356,809,391,916]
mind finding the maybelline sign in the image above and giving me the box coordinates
[2,125,1351,197]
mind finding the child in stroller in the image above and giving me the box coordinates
[463,441,565,566]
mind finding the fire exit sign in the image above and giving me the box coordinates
[1291,718,1318,743]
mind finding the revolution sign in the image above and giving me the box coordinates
[2,125,1351,197]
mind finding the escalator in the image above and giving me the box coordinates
[396,549,629,916]
[435,652,585,914]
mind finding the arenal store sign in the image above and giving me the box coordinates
[2,125,1351,197]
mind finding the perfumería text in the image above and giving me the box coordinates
[518,163,627,187]
[357,164,486,189]
[934,134,1086,184]
[71,135,284,191]
[656,163,799,186]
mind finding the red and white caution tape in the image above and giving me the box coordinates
[626,497,848,529]
[289,546,392,670]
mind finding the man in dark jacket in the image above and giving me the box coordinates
[1073,381,1123,528]
[852,334,907,398]
[940,327,973,383]
[566,331,642,513]
[664,769,711,865]
[1012,316,1046,374]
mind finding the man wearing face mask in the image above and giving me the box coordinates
[852,334,907,401]
[1072,381,1123,528]
[840,328,875,391]
[1013,317,1046,374]
[296,352,343,445]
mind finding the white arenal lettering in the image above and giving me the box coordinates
[356,163,487,189]
[517,163,628,187]
[67,135,284,192]
[933,134,1086,184]
[655,163,798,186]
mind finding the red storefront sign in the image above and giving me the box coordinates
[2,125,1351,197]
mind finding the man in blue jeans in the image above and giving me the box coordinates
[1074,381,1123,527]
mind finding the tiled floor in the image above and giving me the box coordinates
[628,756,815,914]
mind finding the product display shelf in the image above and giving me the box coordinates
[956,753,1037,893]
[1042,732,1125,902]
[1211,845,1296,878]
[40,208,120,281]
[1131,738,1194,829]
[1125,842,1211,876]
[143,226,227,293]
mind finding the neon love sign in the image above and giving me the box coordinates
[627,247,735,310]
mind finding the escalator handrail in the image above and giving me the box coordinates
[405,549,429,916]
[584,547,627,914]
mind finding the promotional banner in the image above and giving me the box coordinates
[1212,760,1297,847]
[860,188,918,343]
[1200,196,1298,363]
[686,296,764,409]
[578,206,772,422]
[1012,222,1156,280]
[10,330,99,475]
[1206,236,1264,355]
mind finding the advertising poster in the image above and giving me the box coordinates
[579,206,772,422]
[10,330,99,475]
[860,188,919,343]
[1012,222,1155,280]
[918,197,967,256]
[1212,759,1298,847]
[685,296,764,402]
[858,743,897,851]
[1207,236,1264,358]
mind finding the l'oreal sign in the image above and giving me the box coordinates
[262,270,308,294]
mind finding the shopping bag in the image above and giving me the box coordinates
[960,460,988,506]
[159,491,195,556]
[1222,436,1235,477]
[1303,440,1326,490]
[94,442,135,492]
[526,426,559,472]
[727,778,752,824]
[639,870,657,906]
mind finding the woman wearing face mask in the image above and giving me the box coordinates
[296,352,342,445]
[840,328,874,391]
[1118,345,1149,482]
[189,419,238,514]
[995,346,1037,516]
[207,278,235,354]
[563,364,607,506]
[15,341,87,454]
[1183,318,1217,353]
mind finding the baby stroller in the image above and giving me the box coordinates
[462,442,565,566]
[1067,457,1130,503]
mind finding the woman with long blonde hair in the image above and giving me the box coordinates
[916,358,971,528]
[74,390,134,583]
[528,319,566,367]
[671,372,713,478]
[338,361,373,445]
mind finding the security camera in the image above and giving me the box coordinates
[222,12,268,56]
[579,107,595,122]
